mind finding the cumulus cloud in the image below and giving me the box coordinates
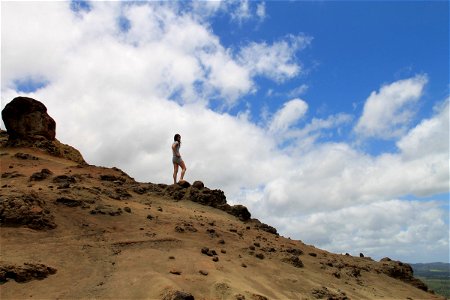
[1,1,448,263]
[355,75,428,139]
[238,34,312,82]
[268,98,308,134]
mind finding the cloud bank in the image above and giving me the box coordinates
[1,1,448,263]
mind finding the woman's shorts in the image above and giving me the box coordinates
[172,156,183,166]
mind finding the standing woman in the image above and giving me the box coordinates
[172,133,187,184]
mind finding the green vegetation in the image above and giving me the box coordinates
[411,263,450,298]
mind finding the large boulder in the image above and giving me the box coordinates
[2,97,56,141]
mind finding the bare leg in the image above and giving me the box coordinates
[179,161,187,181]
[173,163,179,184]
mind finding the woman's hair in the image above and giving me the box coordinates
[174,134,181,143]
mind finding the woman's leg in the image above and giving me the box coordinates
[173,163,179,184]
[180,161,187,181]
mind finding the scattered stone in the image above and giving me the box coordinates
[124,206,131,213]
[251,294,268,300]
[311,286,348,300]
[14,153,39,160]
[192,180,204,189]
[161,290,194,300]
[0,262,57,283]
[201,247,209,255]
[169,270,182,275]
[249,246,255,251]
[253,242,260,247]
[282,256,304,268]
[359,253,364,258]
[241,263,247,268]
[1,171,25,179]
[177,180,191,188]
[308,252,317,257]
[218,239,225,244]
[56,197,82,207]
[199,270,208,276]
[0,193,56,230]
[255,253,264,260]
[158,207,163,212]
[235,294,246,300]
[147,214,154,220]
[169,256,175,260]
[30,169,53,181]
[221,249,226,254]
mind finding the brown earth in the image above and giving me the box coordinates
[0,142,444,299]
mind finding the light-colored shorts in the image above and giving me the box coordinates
[172,156,183,166]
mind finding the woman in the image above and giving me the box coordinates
[172,133,187,184]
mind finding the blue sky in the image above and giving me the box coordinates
[1,1,449,263]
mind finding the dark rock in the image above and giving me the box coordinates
[378,260,428,291]
[252,294,268,300]
[311,286,348,300]
[14,152,39,160]
[2,97,56,141]
[124,207,131,213]
[218,239,225,244]
[251,219,278,235]
[169,270,182,275]
[255,253,264,260]
[146,214,154,220]
[0,262,57,283]
[175,226,185,233]
[100,175,125,182]
[162,290,195,300]
[30,168,53,181]
[2,171,25,179]
[359,253,364,258]
[253,242,260,247]
[249,246,256,251]
[56,197,82,207]
[227,204,251,221]
[199,270,208,276]
[285,248,303,256]
[192,181,204,189]
[0,193,56,229]
[201,247,209,255]
[221,249,226,254]
[177,180,191,188]
[53,175,76,184]
[241,263,247,268]
[308,252,317,257]
[212,257,219,262]
[282,256,304,268]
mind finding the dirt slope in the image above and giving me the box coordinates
[0,146,443,300]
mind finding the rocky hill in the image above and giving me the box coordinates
[0,97,444,299]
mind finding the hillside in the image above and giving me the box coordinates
[1,140,446,299]
[0,97,445,299]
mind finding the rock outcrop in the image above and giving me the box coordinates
[1,97,86,164]
[2,97,56,141]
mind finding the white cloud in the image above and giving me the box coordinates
[238,34,312,82]
[268,99,308,134]
[1,2,448,263]
[256,2,266,20]
[355,75,428,139]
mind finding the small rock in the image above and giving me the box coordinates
[169,270,182,275]
[308,252,317,257]
[212,257,219,262]
[147,214,154,220]
[241,263,247,268]
[255,253,264,260]
[124,207,131,213]
[199,270,208,276]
